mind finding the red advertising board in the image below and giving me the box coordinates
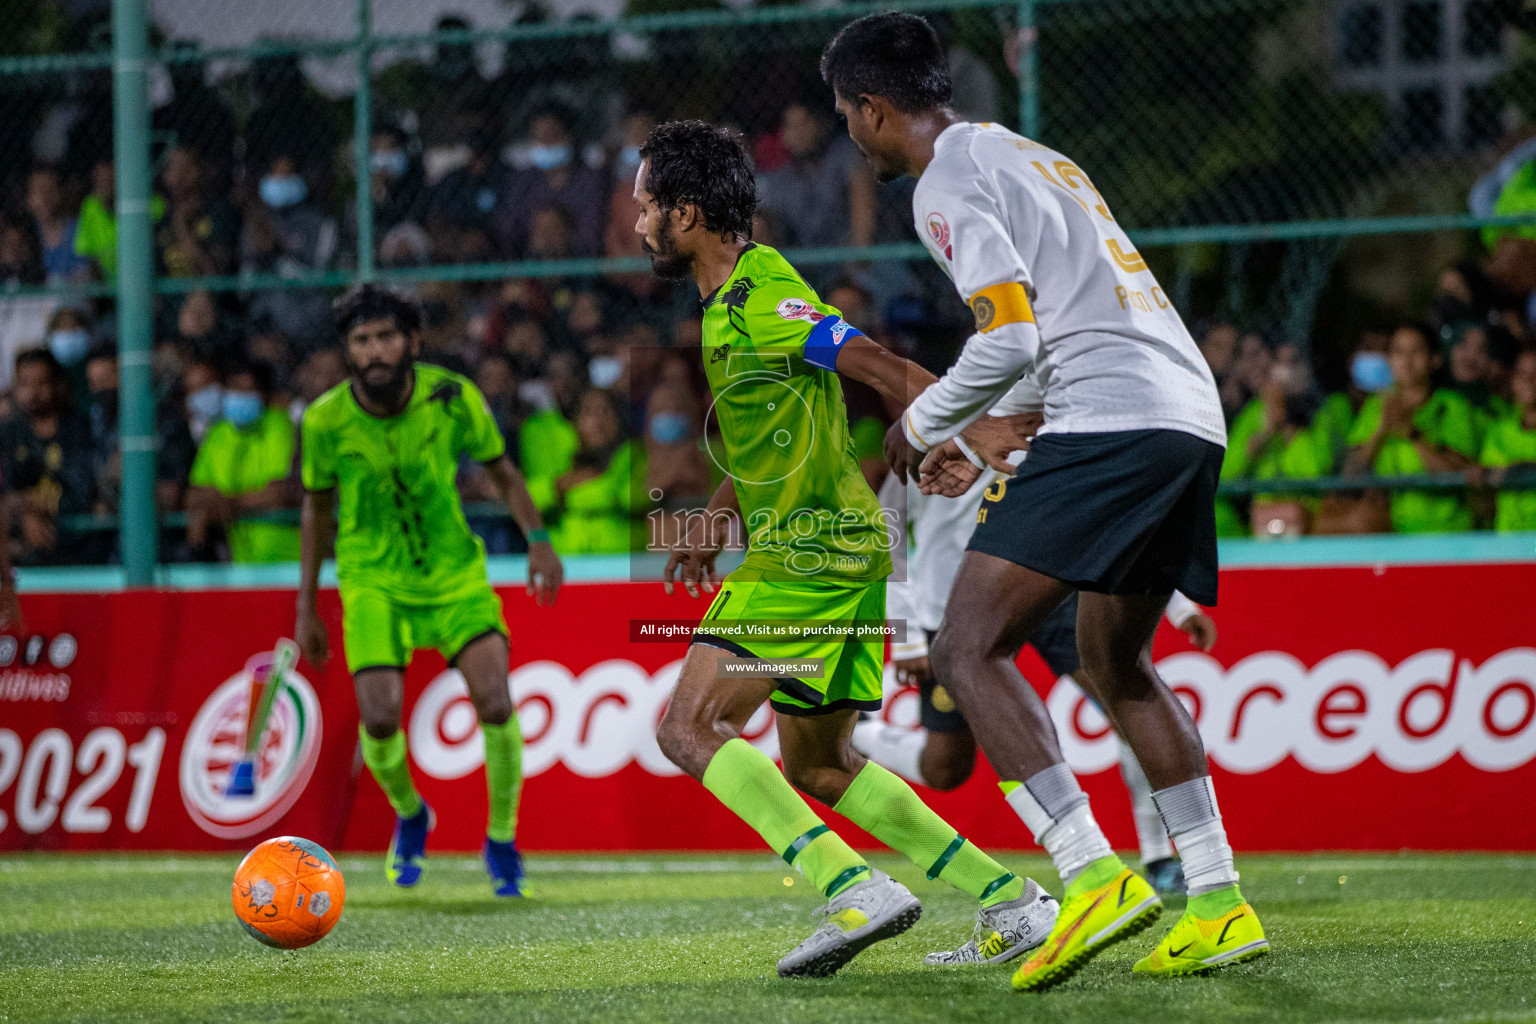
[2,562,1534,854]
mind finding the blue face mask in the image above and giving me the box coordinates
[617,145,642,172]
[1350,351,1393,393]
[259,174,308,209]
[48,328,92,366]
[648,411,690,445]
[528,144,573,171]
[222,390,264,428]
[370,149,408,179]
[589,355,623,389]
[187,384,222,421]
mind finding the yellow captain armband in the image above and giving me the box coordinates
[968,282,1034,334]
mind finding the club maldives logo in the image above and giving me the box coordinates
[776,297,825,323]
[926,213,952,260]
[179,652,322,839]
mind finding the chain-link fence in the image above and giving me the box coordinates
[0,0,1533,570]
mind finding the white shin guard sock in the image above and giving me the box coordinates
[1004,766,1115,887]
[1118,740,1174,864]
[1152,776,1238,895]
[849,720,929,788]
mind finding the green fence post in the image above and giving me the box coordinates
[355,0,375,282]
[113,0,157,584]
[1018,0,1039,138]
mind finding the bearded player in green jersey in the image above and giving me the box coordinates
[638,120,1059,977]
[295,285,564,897]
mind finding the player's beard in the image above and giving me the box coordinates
[353,354,414,407]
[641,219,692,280]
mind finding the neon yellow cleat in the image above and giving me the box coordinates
[1010,867,1162,992]
[1132,902,1269,976]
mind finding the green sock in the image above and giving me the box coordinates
[1064,854,1127,899]
[834,762,1025,907]
[482,718,524,843]
[359,727,422,819]
[1188,884,1245,919]
[703,739,870,898]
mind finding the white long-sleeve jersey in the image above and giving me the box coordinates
[882,376,1203,660]
[902,121,1226,453]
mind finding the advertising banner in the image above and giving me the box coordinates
[2,562,1533,853]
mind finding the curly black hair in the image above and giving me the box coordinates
[332,283,422,340]
[640,120,756,239]
[820,12,953,113]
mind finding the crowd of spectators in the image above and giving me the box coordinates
[0,16,1532,567]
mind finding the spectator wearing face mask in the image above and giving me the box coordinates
[186,360,300,562]
[496,106,606,259]
[367,124,428,240]
[427,130,512,262]
[0,349,97,565]
[1345,323,1480,533]
[550,388,647,554]
[43,306,95,409]
[643,381,710,510]
[1480,348,1536,532]
[182,356,224,443]
[243,153,340,352]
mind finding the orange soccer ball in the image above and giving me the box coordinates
[231,836,346,949]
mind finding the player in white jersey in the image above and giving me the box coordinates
[821,13,1268,990]
[857,464,1218,902]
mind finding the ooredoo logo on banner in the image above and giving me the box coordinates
[179,652,323,840]
[1048,647,1536,775]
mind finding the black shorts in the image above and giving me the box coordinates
[917,594,1082,733]
[967,429,1222,607]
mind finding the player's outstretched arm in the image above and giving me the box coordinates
[295,488,334,669]
[484,455,564,607]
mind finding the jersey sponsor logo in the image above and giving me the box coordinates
[179,652,322,839]
[428,380,462,409]
[776,297,825,324]
[710,343,731,364]
[926,213,953,260]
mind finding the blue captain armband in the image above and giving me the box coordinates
[802,314,864,371]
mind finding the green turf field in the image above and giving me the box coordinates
[1,851,1532,1023]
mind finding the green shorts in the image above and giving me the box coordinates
[690,573,886,717]
[341,584,508,675]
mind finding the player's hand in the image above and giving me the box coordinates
[664,515,723,598]
[0,582,22,633]
[527,541,563,607]
[917,441,982,497]
[893,653,931,687]
[295,605,330,670]
[961,413,1042,472]
[883,418,925,483]
[1179,612,1217,653]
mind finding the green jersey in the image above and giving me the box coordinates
[700,244,892,584]
[190,406,300,563]
[1481,412,1536,532]
[1347,388,1479,534]
[301,362,506,603]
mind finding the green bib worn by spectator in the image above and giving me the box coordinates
[518,408,578,513]
[190,407,299,562]
[1347,389,1479,533]
[1481,414,1536,532]
[550,439,648,554]
[1217,398,1334,534]
[1484,160,1536,249]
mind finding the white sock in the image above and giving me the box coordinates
[1152,776,1238,896]
[850,720,929,788]
[1003,764,1114,887]
[1118,740,1174,863]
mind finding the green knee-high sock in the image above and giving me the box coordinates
[482,718,524,843]
[835,761,1025,907]
[703,738,871,898]
[359,727,422,819]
